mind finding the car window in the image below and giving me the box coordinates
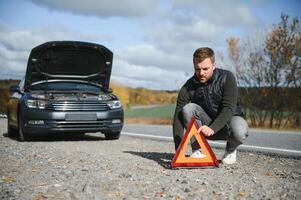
[30,82,103,92]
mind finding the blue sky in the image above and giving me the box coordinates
[0,0,300,90]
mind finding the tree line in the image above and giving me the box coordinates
[110,82,177,110]
[0,80,177,113]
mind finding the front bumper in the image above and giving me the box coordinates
[21,106,123,134]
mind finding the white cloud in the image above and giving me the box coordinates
[146,0,259,51]
[112,58,190,90]
[144,18,232,64]
[0,22,114,79]
[29,0,160,18]
[139,0,260,76]
[0,24,68,51]
[116,44,192,71]
[0,46,28,62]
[171,0,257,27]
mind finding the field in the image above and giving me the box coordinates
[125,104,176,125]
[124,104,301,131]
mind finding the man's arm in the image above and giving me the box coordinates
[173,86,190,150]
[209,72,237,133]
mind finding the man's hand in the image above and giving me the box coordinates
[197,125,214,137]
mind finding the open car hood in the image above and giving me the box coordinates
[24,41,113,90]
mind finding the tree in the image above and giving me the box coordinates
[264,14,301,128]
[226,14,301,129]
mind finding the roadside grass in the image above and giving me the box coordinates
[124,104,301,131]
[125,104,175,125]
[125,104,176,118]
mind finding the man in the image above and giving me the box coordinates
[173,47,248,164]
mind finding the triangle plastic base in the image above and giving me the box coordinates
[171,117,219,169]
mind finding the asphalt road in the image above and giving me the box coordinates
[122,123,301,157]
[1,118,300,157]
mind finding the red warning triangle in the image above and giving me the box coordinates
[171,117,219,169]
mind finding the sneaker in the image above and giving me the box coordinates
[222,150,237,164]
[190,149,206,158]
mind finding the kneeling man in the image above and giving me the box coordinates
[173,47,248,164]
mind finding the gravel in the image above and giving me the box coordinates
[0,119,300,200]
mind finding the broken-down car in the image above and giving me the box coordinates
[7,41,124,141]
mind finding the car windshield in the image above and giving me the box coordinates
[30,81,103,93]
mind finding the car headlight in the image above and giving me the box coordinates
[107,100,122,109]
[26,99,47,109]
[98,95,112,101]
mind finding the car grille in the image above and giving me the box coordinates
[48,101,109,111]
[51,119,112,129]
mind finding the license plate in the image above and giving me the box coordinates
[65,113,97,121]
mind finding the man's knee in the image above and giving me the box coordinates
[181,103,199,122]
[229,116,249,143]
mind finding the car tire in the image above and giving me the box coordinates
[104,131,120,140]
[18,114,28,142]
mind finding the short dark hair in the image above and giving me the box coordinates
[193,47,215,65]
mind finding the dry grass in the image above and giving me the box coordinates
[125,118,301,131]
[246,119,301,131]
[125,117,173,125]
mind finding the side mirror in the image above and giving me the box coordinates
[107,88,113,93]
[10,85,21,93]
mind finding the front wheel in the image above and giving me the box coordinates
[104,131,121,140]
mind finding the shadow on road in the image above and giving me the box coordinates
[2,132,106,142]
[124,151,174,169]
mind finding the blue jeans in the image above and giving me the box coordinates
[180,103,248,152]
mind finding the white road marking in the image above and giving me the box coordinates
[122,132,172,140]
[122,132,301,155]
